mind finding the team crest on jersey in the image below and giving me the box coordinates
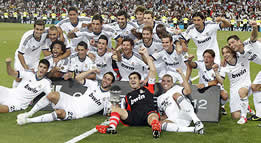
[241,63,244,67]
[85,64,88,68]
[132,62,135,66]
[206,32,209,36]
[163,57,167,61]
[38,84,42,89]
[61,67,64,70]
[140,89,144,94]
[29,80,32,82]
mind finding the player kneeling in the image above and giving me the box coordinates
[96,47,161,138]
[158,69,204,134]
[16,69,115,125]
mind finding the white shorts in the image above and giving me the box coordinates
[229,84,251,113]
[253,71,261,84]
[0,86,28,112]
[53,92,82,120]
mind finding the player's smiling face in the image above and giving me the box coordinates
[97,39,107,55]
[228,38,241,52]
[222,47,234,63]
[92,20,102,33]
[48,29,58,42]
[117,15,127,29]
[34,25,45,39]
[161,37,172,52]
[135,11,144,23]
[142,30,152,44]
[143,14,153,27]
[101,74,113,90]
[52,44,63,58]
[68,10,78,24]
[122,41,133,56]
[77,45,87,59]
[161,75,174,91]
[193,16,204,30]
[203,53,214,67]
[129,74,140,89]
[37,63,48,78]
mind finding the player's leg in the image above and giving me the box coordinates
[161,120,195,133]
[147,112,161,138]
[0,86,13,113]
[0,105,9,113]
[237,87,249,124]
[220,89,228,115]
[249,72,261,120]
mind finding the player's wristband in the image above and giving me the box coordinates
[204,82,208,87]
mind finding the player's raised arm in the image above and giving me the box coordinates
[216,17,231,28]
[213,64,224,85]
[75,68,100,84]
[176,68,191,95]
[187,55,197,68]
[139,47,156,79]
[6,58,19,78]
[250,21,258,42]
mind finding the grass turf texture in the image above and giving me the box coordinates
[0,23,261,143]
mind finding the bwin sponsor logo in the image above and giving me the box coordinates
[131,94,145,105]
[197,37,211,44]
[232,69,246,78]
[88,93,101,105]
[24,84,38,93]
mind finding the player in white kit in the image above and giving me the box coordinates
[181,12,231,64]
[158,69,204,134]
[227,22,261,121]
[216,46,251,124]
[16,70,115,125]
[0,58,51,113]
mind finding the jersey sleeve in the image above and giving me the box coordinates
[43,80,52,95]
[17,31,33,54]
[219,67,226,79]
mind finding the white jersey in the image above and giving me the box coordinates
[68,53,95,76]
[45,55,69,73]
[130,19,142,28]
[10,71,51,109]
[76,79,110,118]
[93,52,115,80]
[56,17,92,53]
[194,61,217,85]
[42,33,70,52]
[242,39,261,65]
[117,54,148,81]
[151,46,188,76]
[181,21,221,64]
[105,21,136,40]
[220,55,251,88]
[134,39,163,56]
[15,30,48,70]
[75,27,117,51]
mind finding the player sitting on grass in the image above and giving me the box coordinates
[97,47,161,138]
[16,70,115,125]
[0,58,51,113]
[158,69,204,134]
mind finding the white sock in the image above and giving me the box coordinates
[221,99,227,106]
[240,96,248,118]
[27,111,57,123]
[28,96,50,117]
[12,80,19,88]
[253,91,261,117]
[162,122,194,132]
[177,96,200,123]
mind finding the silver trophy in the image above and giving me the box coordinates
[109,85,122,106]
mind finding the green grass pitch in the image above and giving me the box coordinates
[0,23,261,143]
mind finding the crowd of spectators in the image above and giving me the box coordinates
[0,0,260,31]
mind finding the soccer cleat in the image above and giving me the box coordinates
[247,106,255,116]
[106,126,117,134]
[194,121,204,135]
[237,116,247,124]
[247,115,261,121]
[96,125,109,134]
[151,120,161,138]
[17,112,32,119]
[16,116,29,125]
[221,107,227,115]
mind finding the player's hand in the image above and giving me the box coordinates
[187,55,194,62]
[88,53,96,62]
[52,66,60,72]
[90,39,96,46]
[72,28,79,33]
[212,64,219,72]
[116,45,122,51]
[5,57,12,64]
[250,21,258,28]
[67,31,76,39]
[91,67,100,74]
[220,58,227,67]
[53,57,61,63]
[215,17,222,23]
[196,84,205,89]
[117,37,123,45]
[176,45,183,55]
[56,26,63,35]
[176,68,183,75]
[63,73,71,80]
[138,47,148,56]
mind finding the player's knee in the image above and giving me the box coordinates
[221,91,228,101]
[238,88,248,98]
[55,109,66,119]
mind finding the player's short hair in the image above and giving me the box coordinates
[192,12,205,20]
[92,14,103,24]
[144,10,154,18]
[104,72,115,83]
[34,19,45,28]
[129,72,141,80]
[135,6,146,14]
[142,26,153,34]
[227,35,240,42]
[68,7,78,13]
[48,25,57,31]
[77,41,88,49]
[221,45,237,58]
[117,10,128,19]
[162,74,173,83]
[39,59,50,69]
[203,49,215,58]
[122,38,134,46]
[98,35,108,45]
[50,40,66,54]
[161,33,173,42]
